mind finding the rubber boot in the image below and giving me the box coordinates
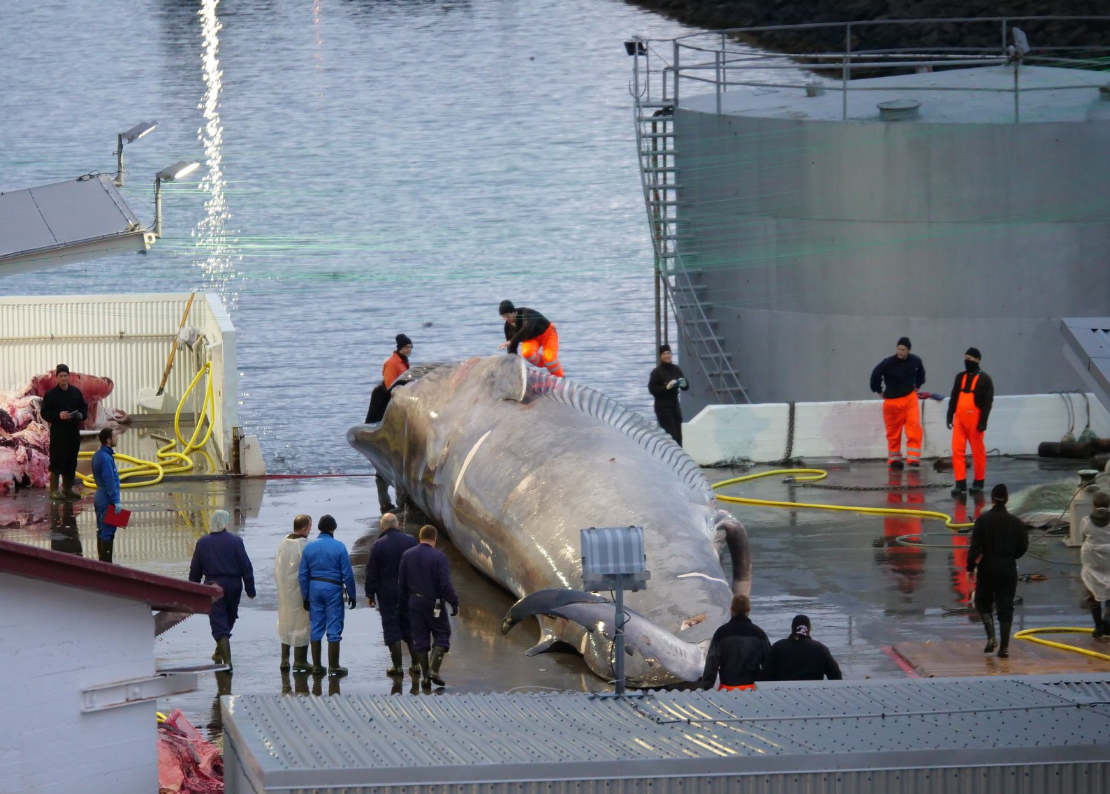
[280,643,291,671]
[386,641,404,676]
[417,651,431,689]
[310,640,326,675]
[49,472,62,501]
[998,620,1012,658]
[406,641,419,677]
[292,644,311,672]
[890,460,904,471]
[327,641,348,677]
[428,647,446,687]
[96,539,113,564]
[217,637,233,671]
[969,479,985,495]
[61,475,82,500]
[1103,601,1110,638]
[980,612,997,653]
[951,479,967,497]
[212,641,223,664]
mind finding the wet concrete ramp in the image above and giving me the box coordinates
[893,636,1110,678]
[222,675,1110,794]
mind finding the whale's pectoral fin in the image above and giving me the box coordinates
[502,590,705,683]
[489,355,528,402]
[715,510,751,597]
[500,589,608,635]
[525,619,579,656]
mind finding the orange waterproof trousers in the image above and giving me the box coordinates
[951,381,986,482]
[520,324,563,377]
[718,683,756,692]
[882,392,922,465]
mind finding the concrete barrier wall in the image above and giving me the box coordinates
[683,394,1110,466]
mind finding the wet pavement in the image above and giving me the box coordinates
[0,456,1098,743]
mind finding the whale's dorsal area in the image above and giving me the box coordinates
[523,366,712,502]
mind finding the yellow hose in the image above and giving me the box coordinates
[715,470,1110,661]
[1013,627,1110,662]
[711,468,974,529]
[77,362,215,490]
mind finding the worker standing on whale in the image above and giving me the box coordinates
[498,300,563,377]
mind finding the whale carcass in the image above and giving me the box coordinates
[346,355,749,687]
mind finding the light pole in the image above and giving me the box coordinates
[113,121,158,187]
[153,160,201,239]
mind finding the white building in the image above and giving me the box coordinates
[0,538,219,793]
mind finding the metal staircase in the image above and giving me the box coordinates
[631,45,750,404]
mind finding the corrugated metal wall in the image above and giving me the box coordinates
[0,293,236,467]
[225,756,1109,794]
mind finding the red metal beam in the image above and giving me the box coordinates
[0,538,219,613]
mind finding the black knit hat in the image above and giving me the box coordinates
[396,333,413,351]
[56,364,70,374]
[659,344,671,354]
[991,483,1008,502]
[791,614,811,637]
[318,514,337,533]
[499,300,515,316]
[897,337,911,350]
[965,347,982,360]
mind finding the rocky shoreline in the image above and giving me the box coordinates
[623,1,1110,55]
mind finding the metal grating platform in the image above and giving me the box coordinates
[223,674,1110,793]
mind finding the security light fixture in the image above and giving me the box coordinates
[113,120,158,187]
[157,161,201,182]
[152,160,202,238]
[624,39,646,56]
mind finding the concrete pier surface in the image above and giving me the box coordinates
[1,457,1103,744]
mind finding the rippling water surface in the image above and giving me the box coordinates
[1,0,709,473]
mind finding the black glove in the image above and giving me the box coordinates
[947,421,953,430]
[450,602,459,616]
[302,599,310,612]
[977,422,987,432]
[348,596,356,609]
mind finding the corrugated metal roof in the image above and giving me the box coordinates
[0,174,151,275]
[224,675,1110,789]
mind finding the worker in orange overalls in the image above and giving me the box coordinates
[383,334,412,389]
[497,300,563,377]
[870,337,926,469]
[947,347,994,497]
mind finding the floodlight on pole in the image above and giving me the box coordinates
[153,160,201,239]
[580,526,649,697]
[113,121,158,187]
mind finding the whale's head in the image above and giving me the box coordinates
[347,355,528,490]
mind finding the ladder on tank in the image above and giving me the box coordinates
[633,86,750,405]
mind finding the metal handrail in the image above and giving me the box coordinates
[629,15,1110,124]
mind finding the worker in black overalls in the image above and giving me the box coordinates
[967,483,1029,658]
[398,525,459,689]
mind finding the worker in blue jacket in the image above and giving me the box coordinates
[299,514,357,677]
[365,512,419,678]
[91,427,122,563]
[398,525,459,688]
[189,509,256,671]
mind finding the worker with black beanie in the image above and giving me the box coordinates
[383,333,413,389]
[648,344,689,445]
[967,483,1028,658]
[947,347,994,497]
[869,337,926,469]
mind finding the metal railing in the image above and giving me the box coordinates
[630,16,1110,124]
